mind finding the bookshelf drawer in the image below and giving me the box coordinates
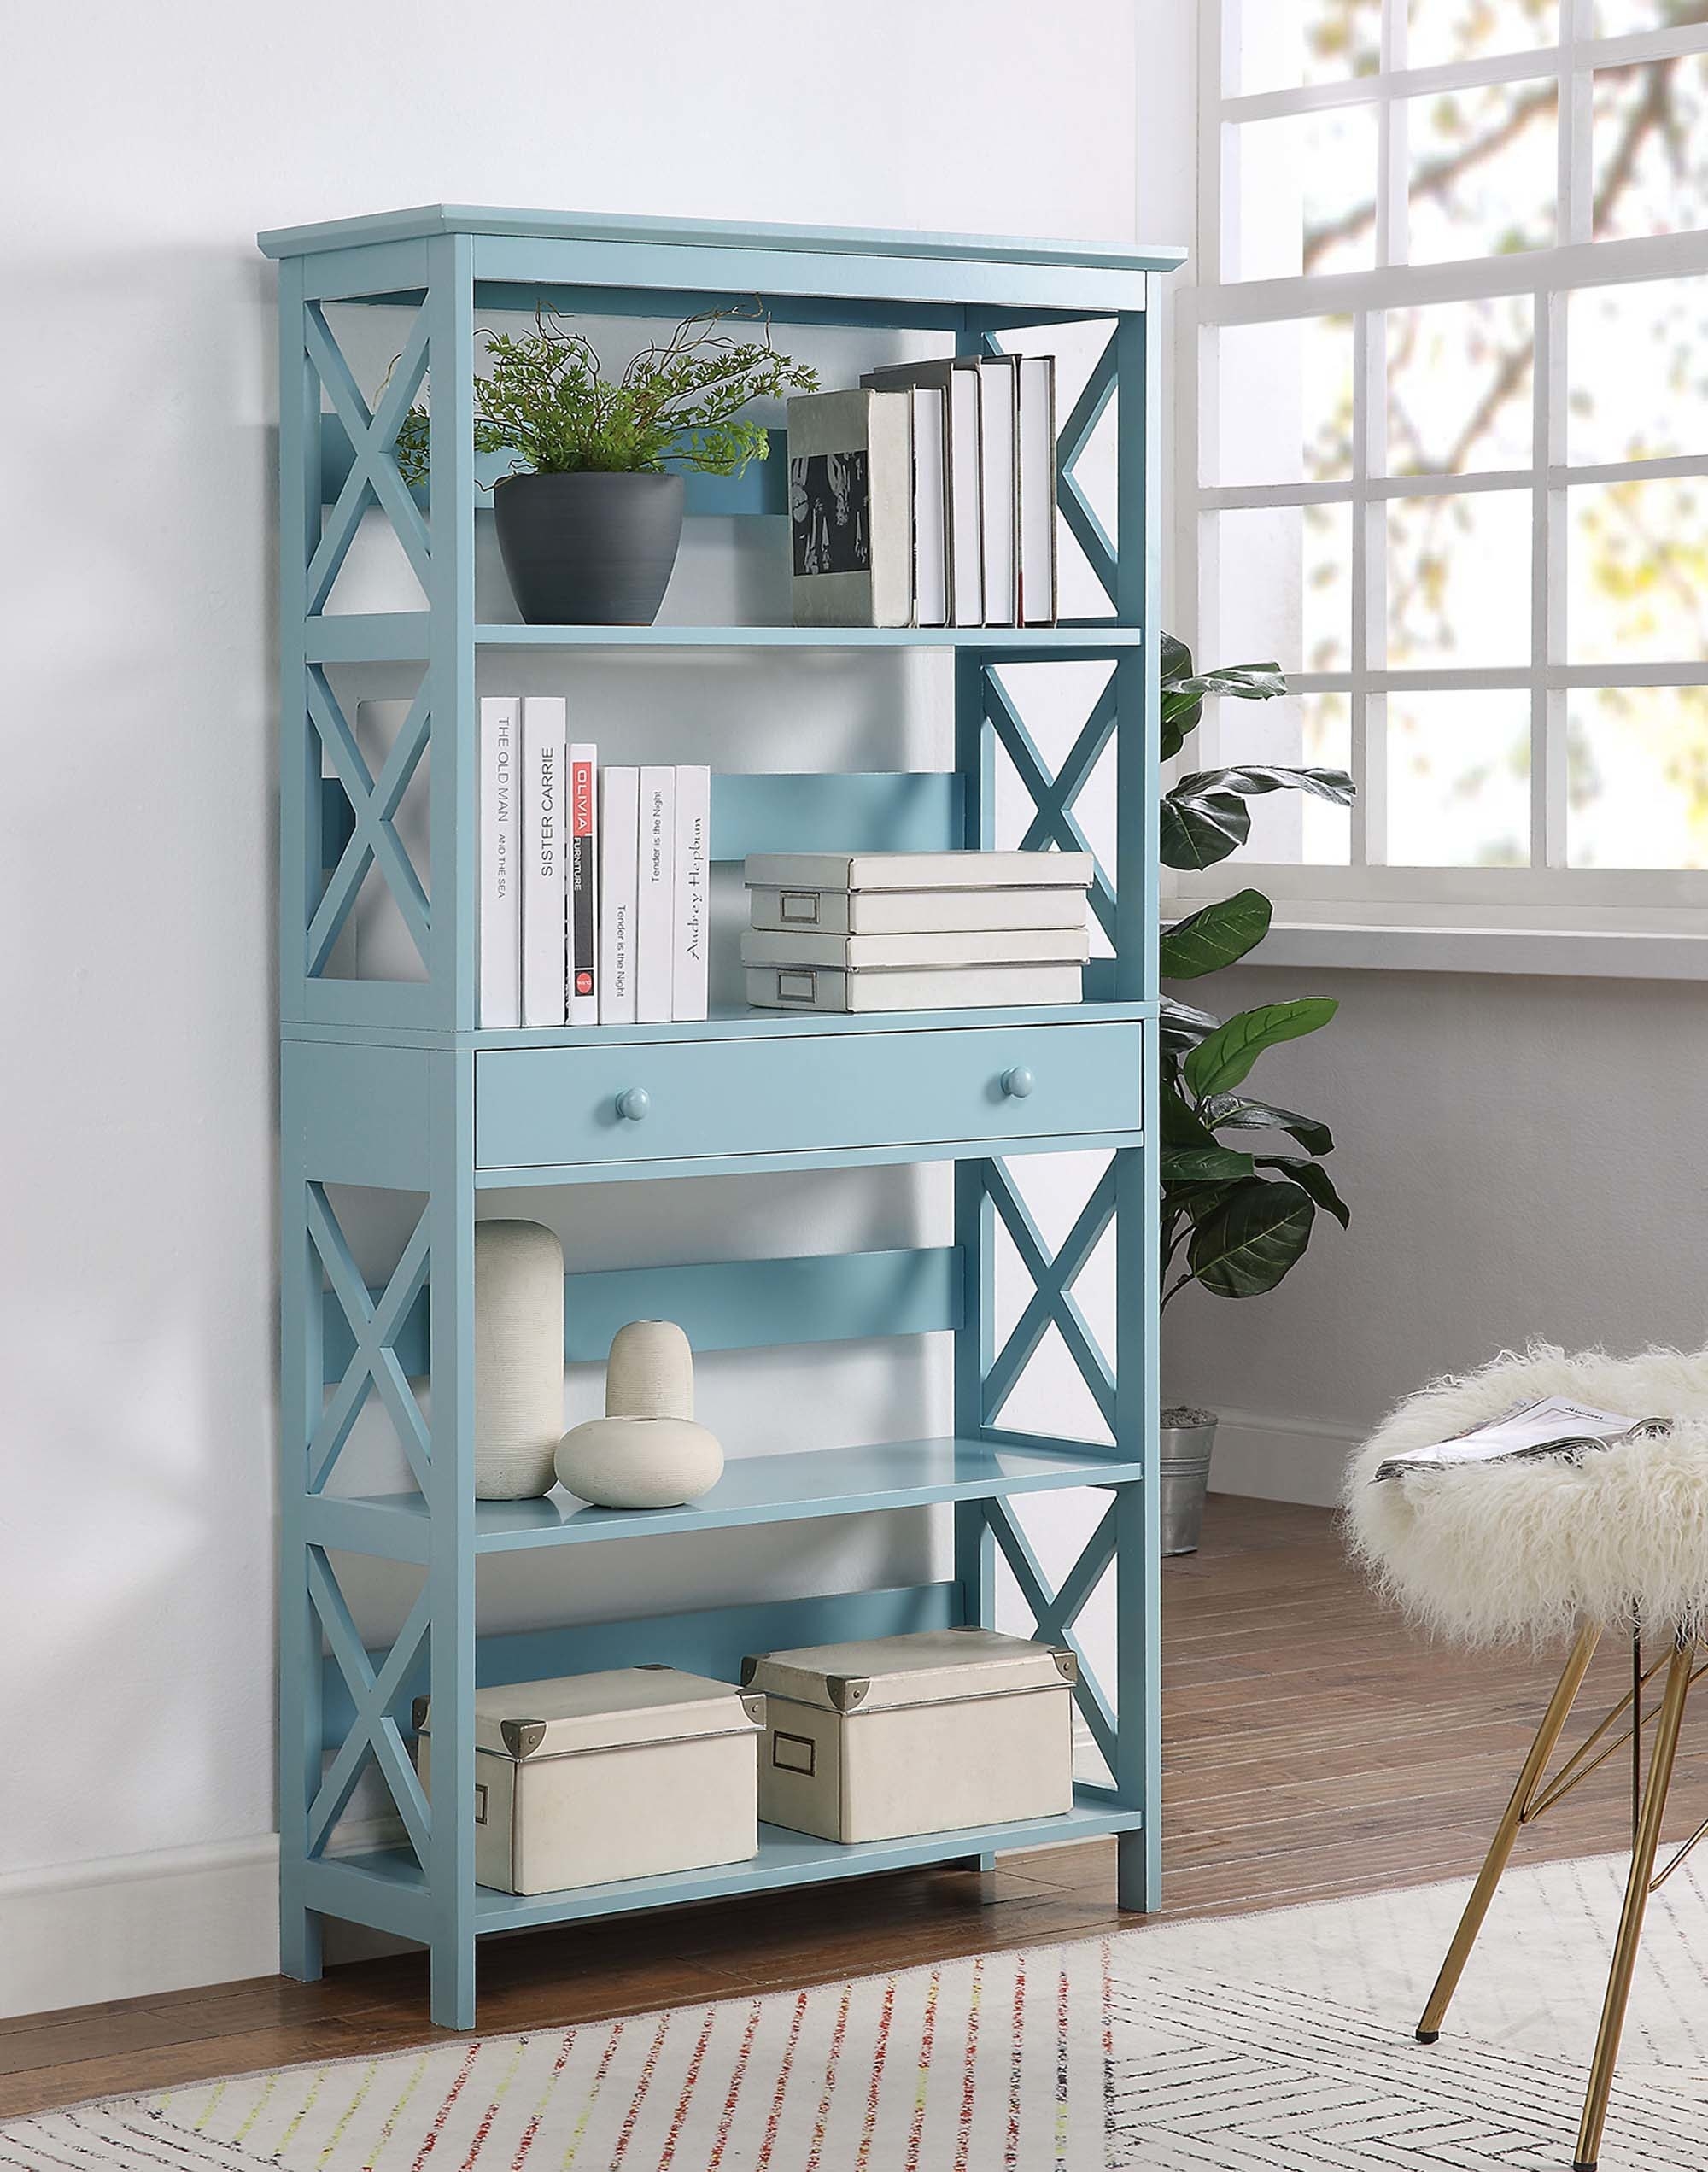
[475,1022,1143,1171]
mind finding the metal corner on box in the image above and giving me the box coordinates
[828,1675,870,1712]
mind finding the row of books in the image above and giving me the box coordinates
[787,354,1058,631]
[742,851,1093,1014]
[479,696,709,1027]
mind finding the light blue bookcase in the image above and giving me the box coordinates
[258,204,1182,2029]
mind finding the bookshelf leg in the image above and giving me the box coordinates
[280,1902,323,1984]
[430,1930,477,2032]
[1117,1829,1155,1913]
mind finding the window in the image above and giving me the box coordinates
[1181,0,1708,931]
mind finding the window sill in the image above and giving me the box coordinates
[1243,918,1708,981]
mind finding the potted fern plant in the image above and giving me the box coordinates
[396,307,818,625]
[1155,637,1354,1551]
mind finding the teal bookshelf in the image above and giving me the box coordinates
[259,204,1181,2028]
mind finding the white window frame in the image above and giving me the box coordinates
[1174,0,1708,971]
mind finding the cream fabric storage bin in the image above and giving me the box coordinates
[414,1666,764,1894]
[740,1627,1075,1844]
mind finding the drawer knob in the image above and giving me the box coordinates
[615,1086,651,1123]
[1000,1066,1035,1100]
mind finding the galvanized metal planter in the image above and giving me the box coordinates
[1159,1408,1218,1556]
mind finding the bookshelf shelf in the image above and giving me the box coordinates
[263,203,1172,2030]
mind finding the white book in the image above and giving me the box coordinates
[673,764,711,1022]
[787,389,913,627]
[520,696,567,1028]
[747,884,1091,936]
[742,926,1090,970]
[636,765,676,1024]
[910,388,948,629]
[744,849,1095,893]
[478,698,521,1028]
[977,356,1020,626]
[567,741,598,1026]
[598,766,640,1026]
[1017,356,1058,628]
[1372,1398,1671,1484]
[744,963,1082,1015]
[861,360,982,623]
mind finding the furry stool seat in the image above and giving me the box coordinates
[1343,1339,1708,2169]
[1345,1342,1708,1648]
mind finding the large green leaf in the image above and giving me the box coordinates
[1255,1156,1350,1228]
[1159,995,1220,1060]
[1163,1145,1257,1182]
[1176,764,1354,806]
[1160,1088,1220,1150]
[1187,1179,1317,1299]
[1200,1093,1335,1158]
[1159,787,1250,869]
[1159,889,1272,980]
[1184,998,1339,1098]
[1160,638,1287,760]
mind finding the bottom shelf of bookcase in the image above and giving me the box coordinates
[304,1788,1143,1941]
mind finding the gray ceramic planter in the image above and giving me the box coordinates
[1159,1407,1218,1555]
[494,470,685,625]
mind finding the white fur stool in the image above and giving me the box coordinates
[1345,1343,1708,2171]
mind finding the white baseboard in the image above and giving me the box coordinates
[0,1834,282,2021]
[1206,1407,1363,1509]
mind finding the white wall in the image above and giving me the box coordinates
[0,0,1173,2015]
[1161,962,1708,1503]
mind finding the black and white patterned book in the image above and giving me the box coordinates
[787,389,913,627]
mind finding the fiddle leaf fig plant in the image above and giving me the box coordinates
[394,305,819,485]
[1157,638,1354,1311]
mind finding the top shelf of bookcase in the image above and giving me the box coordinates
[255,205,1184,325]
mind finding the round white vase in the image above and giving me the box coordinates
[473,1220,564,1500]
[554,1414,725,1509]
[604,1318,694,1420]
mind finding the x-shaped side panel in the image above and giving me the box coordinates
[303,303,432,611]
[982,1494,1120,1773]
[1055,327,1118,606]
[980,1159,1115,1436]
[306,1184,431,1494]
[983,672,1117,942]
[307,1548,432,1867]
[306,668,431,975]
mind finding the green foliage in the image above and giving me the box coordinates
[1158,638,1352,1313]
[393,307,819,484]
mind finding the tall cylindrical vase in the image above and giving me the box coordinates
[473,1221,564,1499]
[1158,1408,1218,1556]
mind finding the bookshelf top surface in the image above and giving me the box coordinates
[256,202,1188,276]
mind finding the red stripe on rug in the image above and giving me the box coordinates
[754,1992,810,2171]
[409,2044,481,2172]
[654,2007,717,2171]
[703,2001,763,2171]
[852,1978,897,2171]
[609,2016,670,2166]
[803,1982,854,2172]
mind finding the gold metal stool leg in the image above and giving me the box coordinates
[1415,1622,1602,2041]
[1572,1636,1696,2171]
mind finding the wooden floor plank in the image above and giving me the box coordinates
[3,1494,1696,2118]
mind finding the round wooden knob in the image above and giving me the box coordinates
[1001,1066,1035,1100]
[615,1086,651,1122]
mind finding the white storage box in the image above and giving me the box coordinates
[414,1666,764,1895]
[740,1626,1075,1844]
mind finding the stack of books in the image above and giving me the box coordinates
[741,851,1093,1014]
[478,696,710,1029]
[787,355,1056,630]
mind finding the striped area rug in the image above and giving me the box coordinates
[4,1851,1707,2169]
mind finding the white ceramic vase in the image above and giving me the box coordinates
[473,1220,564,1500]
[553,1317,724,1508]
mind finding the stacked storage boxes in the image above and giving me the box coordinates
[742,851,1094,1013]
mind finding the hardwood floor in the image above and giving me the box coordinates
[7,1493,1704,2118]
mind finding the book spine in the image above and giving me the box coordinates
[567,742,598,1025]
[636,765,676,1024]
[520,696,567,1028]
[598,766,640,1026]
[672,764,711,1022]
[478,698,520,1028]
